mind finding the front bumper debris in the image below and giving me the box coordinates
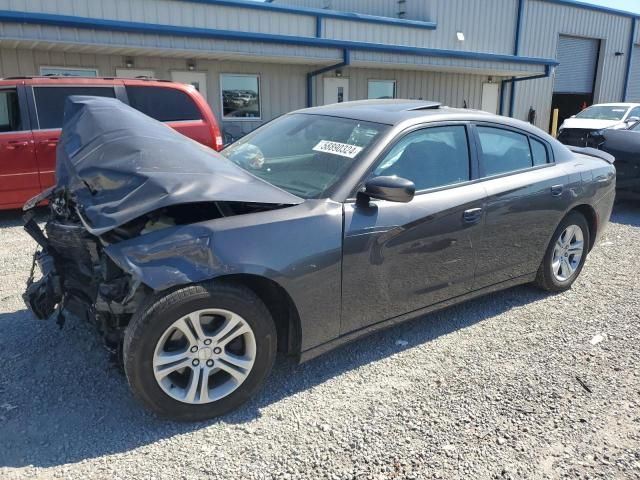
[23,250,62,322]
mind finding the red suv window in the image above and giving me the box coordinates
[125,86,203,122]
[33,86,116,129]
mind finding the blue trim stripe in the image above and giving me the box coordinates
[623,18,637,101]
[184,0,437,29]
[0,10,559,67]
[541,0,639,19]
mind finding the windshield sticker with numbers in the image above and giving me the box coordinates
[312,140,364,158]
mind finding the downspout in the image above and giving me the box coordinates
[499,65,551,115]
[507,0,525,117]
[623,17,637,101]
[306,49,350,108]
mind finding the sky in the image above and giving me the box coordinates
[579,0,640,14]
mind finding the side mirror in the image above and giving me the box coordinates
[625,116,640,124]
[570,115,576,118]
[359,176,415,203]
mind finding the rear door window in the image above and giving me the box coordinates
[0,89,22,132]
[33,86,116,129]
[125,86,203,122]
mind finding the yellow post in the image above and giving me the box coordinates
[551,108,559,137]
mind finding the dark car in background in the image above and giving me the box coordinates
[588,120,640,198]
[23,98,615,421]
[0,76,223,210]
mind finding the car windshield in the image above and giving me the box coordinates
[575,105,629,121]
[222,113,388,198]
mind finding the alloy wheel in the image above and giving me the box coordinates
[152,309,256,404]
[551,224,584,282]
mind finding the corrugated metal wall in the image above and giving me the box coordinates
[515,0,632,129]
[0,22,342,63]
[312,67,500,110]
[0,0,636,132]
[0,0,317,36]
[274,0,400,18]
[1,46,500,133]
[405,0,517,54]
[0,47,309,134]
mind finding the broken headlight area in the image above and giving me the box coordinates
[22,192,146,353]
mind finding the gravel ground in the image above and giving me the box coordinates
[0,204,639,480]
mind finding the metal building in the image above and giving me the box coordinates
[0,0,637,136]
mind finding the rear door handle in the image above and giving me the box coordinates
[463,207,483,223]
[551,184,564,197]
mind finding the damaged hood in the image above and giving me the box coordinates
[53,96,302,235]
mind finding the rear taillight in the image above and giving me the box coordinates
[210,121,223,151]
[214,135,223,151]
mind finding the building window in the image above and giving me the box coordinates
[39,66,98,77]
[368,80,396,99]
[220,74,261,119]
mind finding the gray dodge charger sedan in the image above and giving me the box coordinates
[23,97,615,420]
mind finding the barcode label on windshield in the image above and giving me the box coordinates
[313,140,363,158]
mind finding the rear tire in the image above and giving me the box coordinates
[534,211,590,292]
[123,281,276,421]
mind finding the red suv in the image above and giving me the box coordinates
[0,76,223,209]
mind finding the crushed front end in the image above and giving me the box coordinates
[23,191,145,352]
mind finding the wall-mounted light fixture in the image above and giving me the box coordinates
[187,60,196,71]
[125,58,134,68]
[488,76,494,83]
[335,70,343,77]
[456,31,465,42]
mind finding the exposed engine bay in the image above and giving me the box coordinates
[23,191,286,354]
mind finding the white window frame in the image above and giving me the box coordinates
[39,66,99,77]
[367,79,396,100]
[220,73,262,121]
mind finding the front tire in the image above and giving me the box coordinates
[123,281,276,421]
[534,211,590,292]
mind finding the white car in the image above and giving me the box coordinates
[557,103,640,146]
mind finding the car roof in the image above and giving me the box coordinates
[296,99,550,136]
[588,103,640,108]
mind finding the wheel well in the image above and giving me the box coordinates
[216,274,302,356]
[570,204,597,251]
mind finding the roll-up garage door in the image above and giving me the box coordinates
[554,36,600,93]
[627,45,640,102]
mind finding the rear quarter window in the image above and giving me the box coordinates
[125,86,203,122]
[530,137,550,166]
[33,86,116,129]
